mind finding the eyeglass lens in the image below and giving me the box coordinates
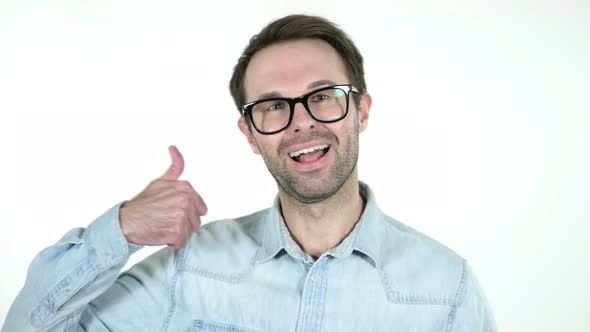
[250,87,348,133]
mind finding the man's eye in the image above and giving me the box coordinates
[267,102,286,111]
[312,94,330,103]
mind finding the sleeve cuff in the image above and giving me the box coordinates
[84,201,142,268]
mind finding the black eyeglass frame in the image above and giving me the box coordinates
[241,84,361,135]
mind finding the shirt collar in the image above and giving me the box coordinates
[256,181,385,268]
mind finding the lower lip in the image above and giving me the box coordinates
[288,148,331,172]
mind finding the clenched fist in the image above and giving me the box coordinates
[119,145,208,249]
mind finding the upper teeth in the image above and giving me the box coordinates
[289,144,330,158]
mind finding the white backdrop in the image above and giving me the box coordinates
[1,1,588,331]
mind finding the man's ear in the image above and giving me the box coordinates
[357,93,372,133]
[238,117,261,155]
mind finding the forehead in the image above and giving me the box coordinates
[243,39,349,102]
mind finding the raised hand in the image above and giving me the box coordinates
[119,145,207,249]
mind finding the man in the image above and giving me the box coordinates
[3,14,496,331]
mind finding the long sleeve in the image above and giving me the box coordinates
[1,203,176,332]
[449,263,498,332]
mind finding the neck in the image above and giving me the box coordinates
[278,170,365,260]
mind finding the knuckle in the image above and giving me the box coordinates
[177,193,190,205]
[169,224,184,239]
[177,180,192,190]
[176,224,185,237]
[168,231,180,243]
[175,208,186,220]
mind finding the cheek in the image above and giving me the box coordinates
[253,134,282,157]
[331,117,358,142]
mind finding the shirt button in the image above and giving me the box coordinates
[311,274,320,282]
[64,285,72,293]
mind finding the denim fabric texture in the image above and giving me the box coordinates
[2,182,496,331]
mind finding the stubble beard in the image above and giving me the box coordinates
[260,126,360,204]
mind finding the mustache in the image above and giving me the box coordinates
[278,131,338,154]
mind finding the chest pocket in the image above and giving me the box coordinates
[192,319,261,332]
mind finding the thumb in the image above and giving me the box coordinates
[160,145,184,180]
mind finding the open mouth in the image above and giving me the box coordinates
[288,144,330,163]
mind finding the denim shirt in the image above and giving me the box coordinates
[3,182,496,332]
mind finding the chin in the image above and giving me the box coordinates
[279,175,347,204]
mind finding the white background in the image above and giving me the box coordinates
[1,1,588,331]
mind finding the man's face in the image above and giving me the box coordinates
[238,39,371,204]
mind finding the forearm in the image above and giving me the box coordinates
[2,202,140,331]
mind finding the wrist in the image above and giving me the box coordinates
[118,202,136,244]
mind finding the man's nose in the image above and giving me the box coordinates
[289,102,316,132]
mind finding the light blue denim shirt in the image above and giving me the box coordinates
[3,182,496,332]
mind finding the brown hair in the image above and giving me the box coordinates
[229,14,366,113]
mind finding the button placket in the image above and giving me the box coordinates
[296,256,330,332]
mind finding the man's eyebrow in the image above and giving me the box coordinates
[306,79,337,90]
[255,80,338,100]
[257,91,282,100]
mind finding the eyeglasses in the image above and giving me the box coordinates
[242,84,360,135]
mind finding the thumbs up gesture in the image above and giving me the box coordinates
[119,145,208,249]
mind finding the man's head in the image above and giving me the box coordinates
[230,15,372,204]
[229,15,367,112]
